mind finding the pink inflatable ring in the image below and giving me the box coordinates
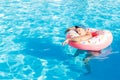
[67,28,113,51]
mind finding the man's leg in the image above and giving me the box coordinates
[73,49,85,57]
[83,53,94,74]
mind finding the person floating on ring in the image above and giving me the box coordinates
[62,26,113,74]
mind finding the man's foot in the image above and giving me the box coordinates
[83,58,90,65]
[84,71,91,75]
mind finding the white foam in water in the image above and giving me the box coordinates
[0,54,8,63]
[0,14,4,17]
[40,59,48,66]
[53,0,62,1]
[0,35,24,53]
[38,68,47,80]
[37,59,48,80]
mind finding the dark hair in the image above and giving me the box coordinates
[75,26,80,28]
[64,26,78,34]
[65,25,85,34]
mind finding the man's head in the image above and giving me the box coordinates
[65,25,86,35]
[75,27,86,36]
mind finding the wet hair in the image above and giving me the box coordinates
[65,25,86,34]
[64,26,79,34]
[75,26,80,28]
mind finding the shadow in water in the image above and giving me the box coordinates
[15,37,84,73]
[16,37,71,61]
[13,37,113,78]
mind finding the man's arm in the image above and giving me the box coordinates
[62,31,92,46]
[69,31,92,42]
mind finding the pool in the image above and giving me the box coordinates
[0,0,120,80]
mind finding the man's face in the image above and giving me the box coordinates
[76,28,86,36]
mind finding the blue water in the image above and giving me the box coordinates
[0,0,120,80]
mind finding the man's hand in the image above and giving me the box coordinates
[62,39,70,46]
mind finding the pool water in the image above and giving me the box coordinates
[0,0,120,80]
